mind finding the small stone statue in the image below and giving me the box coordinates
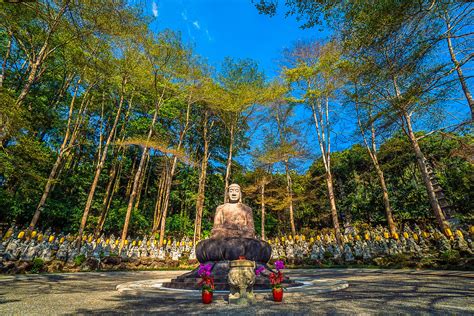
[21,240,37,261]
[92,242,103,259]
[343,244,355,262]
[40,244,53,262]
[56,240,69,261]
[67,247,78,264]
[171,246,180,261]
[188,246,196,260]
[5,238,21,260]
[286,244,295,260]
[311,243,324,261]
[157,247,165,260]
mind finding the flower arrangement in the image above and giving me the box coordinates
[255,260,285,302]
[198,263,215,292]
[198,263,214,304]
[269,260,285,290]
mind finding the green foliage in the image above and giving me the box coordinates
[30,258,44,274]
[440,250,461,265]
[74,254,86,266]
[306,133,473,230]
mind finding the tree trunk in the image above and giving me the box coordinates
[158,102,192,245]
[403,112,450,233]
[28,81,84,231]
[77,80,126,247]
[141,154,154,206]
[284,160,296,236]
[126,155,138,199]
[193,111,210,244]
[159,158,176,246]
[16,58,40,107]
[391,70,451,234]
[94,96,134,237]
[260,180,266,240]
[94,162,118,237]
[310,99,341,244]
[224,122,234,203]
[0,31,12,88]
[133,151,150,211]
[152,166,167,235]
[355,101,397,235]
[374,159,397,235]
[326,170,342,244]
[119,97,162,253]
[28,149,64,231]
[444,11,474,121]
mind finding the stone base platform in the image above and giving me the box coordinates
[162,261,302,291]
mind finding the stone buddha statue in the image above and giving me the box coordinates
[163,182,300,291]
[211,184,255,239]
[193,182,270,265]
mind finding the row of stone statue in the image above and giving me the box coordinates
[275,226,473,262]
[0,224,472,265]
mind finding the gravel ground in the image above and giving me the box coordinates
[0,269,473,315]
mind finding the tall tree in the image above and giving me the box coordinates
[284,41,345,243]
[257,81,305,236]
[349,81,397,235]
[216,58,265,202]
[77,45,144,245]
[28,76,93,231]
[349,18,453,233]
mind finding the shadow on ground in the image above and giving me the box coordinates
[69,269,474,315]
[0,270,472,314]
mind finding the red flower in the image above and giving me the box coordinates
[269,271,283,288]
[199,275,215,292]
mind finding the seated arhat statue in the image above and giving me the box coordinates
[211,184,255,239]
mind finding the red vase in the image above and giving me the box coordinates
[202,290,213,304]
[272,288,283,302]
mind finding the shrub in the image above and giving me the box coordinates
[74,254,86,266]
[440,250,460,264]
[30,258,44,273]
[323,251,333,260]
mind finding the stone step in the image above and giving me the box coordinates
[173,276,295,284]
[168,279,275,285]
[162,282,293,291]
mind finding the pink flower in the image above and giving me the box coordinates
[255,266,265,276]
[274,260,285,271]
[198,263,212,277]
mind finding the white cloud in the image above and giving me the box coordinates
[192,20,200,30]
[152,1,158,17]
[205,29,213,41]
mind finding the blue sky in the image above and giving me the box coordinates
[148,0,328,78]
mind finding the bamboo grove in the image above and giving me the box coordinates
[0,1,472,246]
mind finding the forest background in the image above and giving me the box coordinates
[0,0,472,244]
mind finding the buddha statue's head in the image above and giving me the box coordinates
[228,183,242,203]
